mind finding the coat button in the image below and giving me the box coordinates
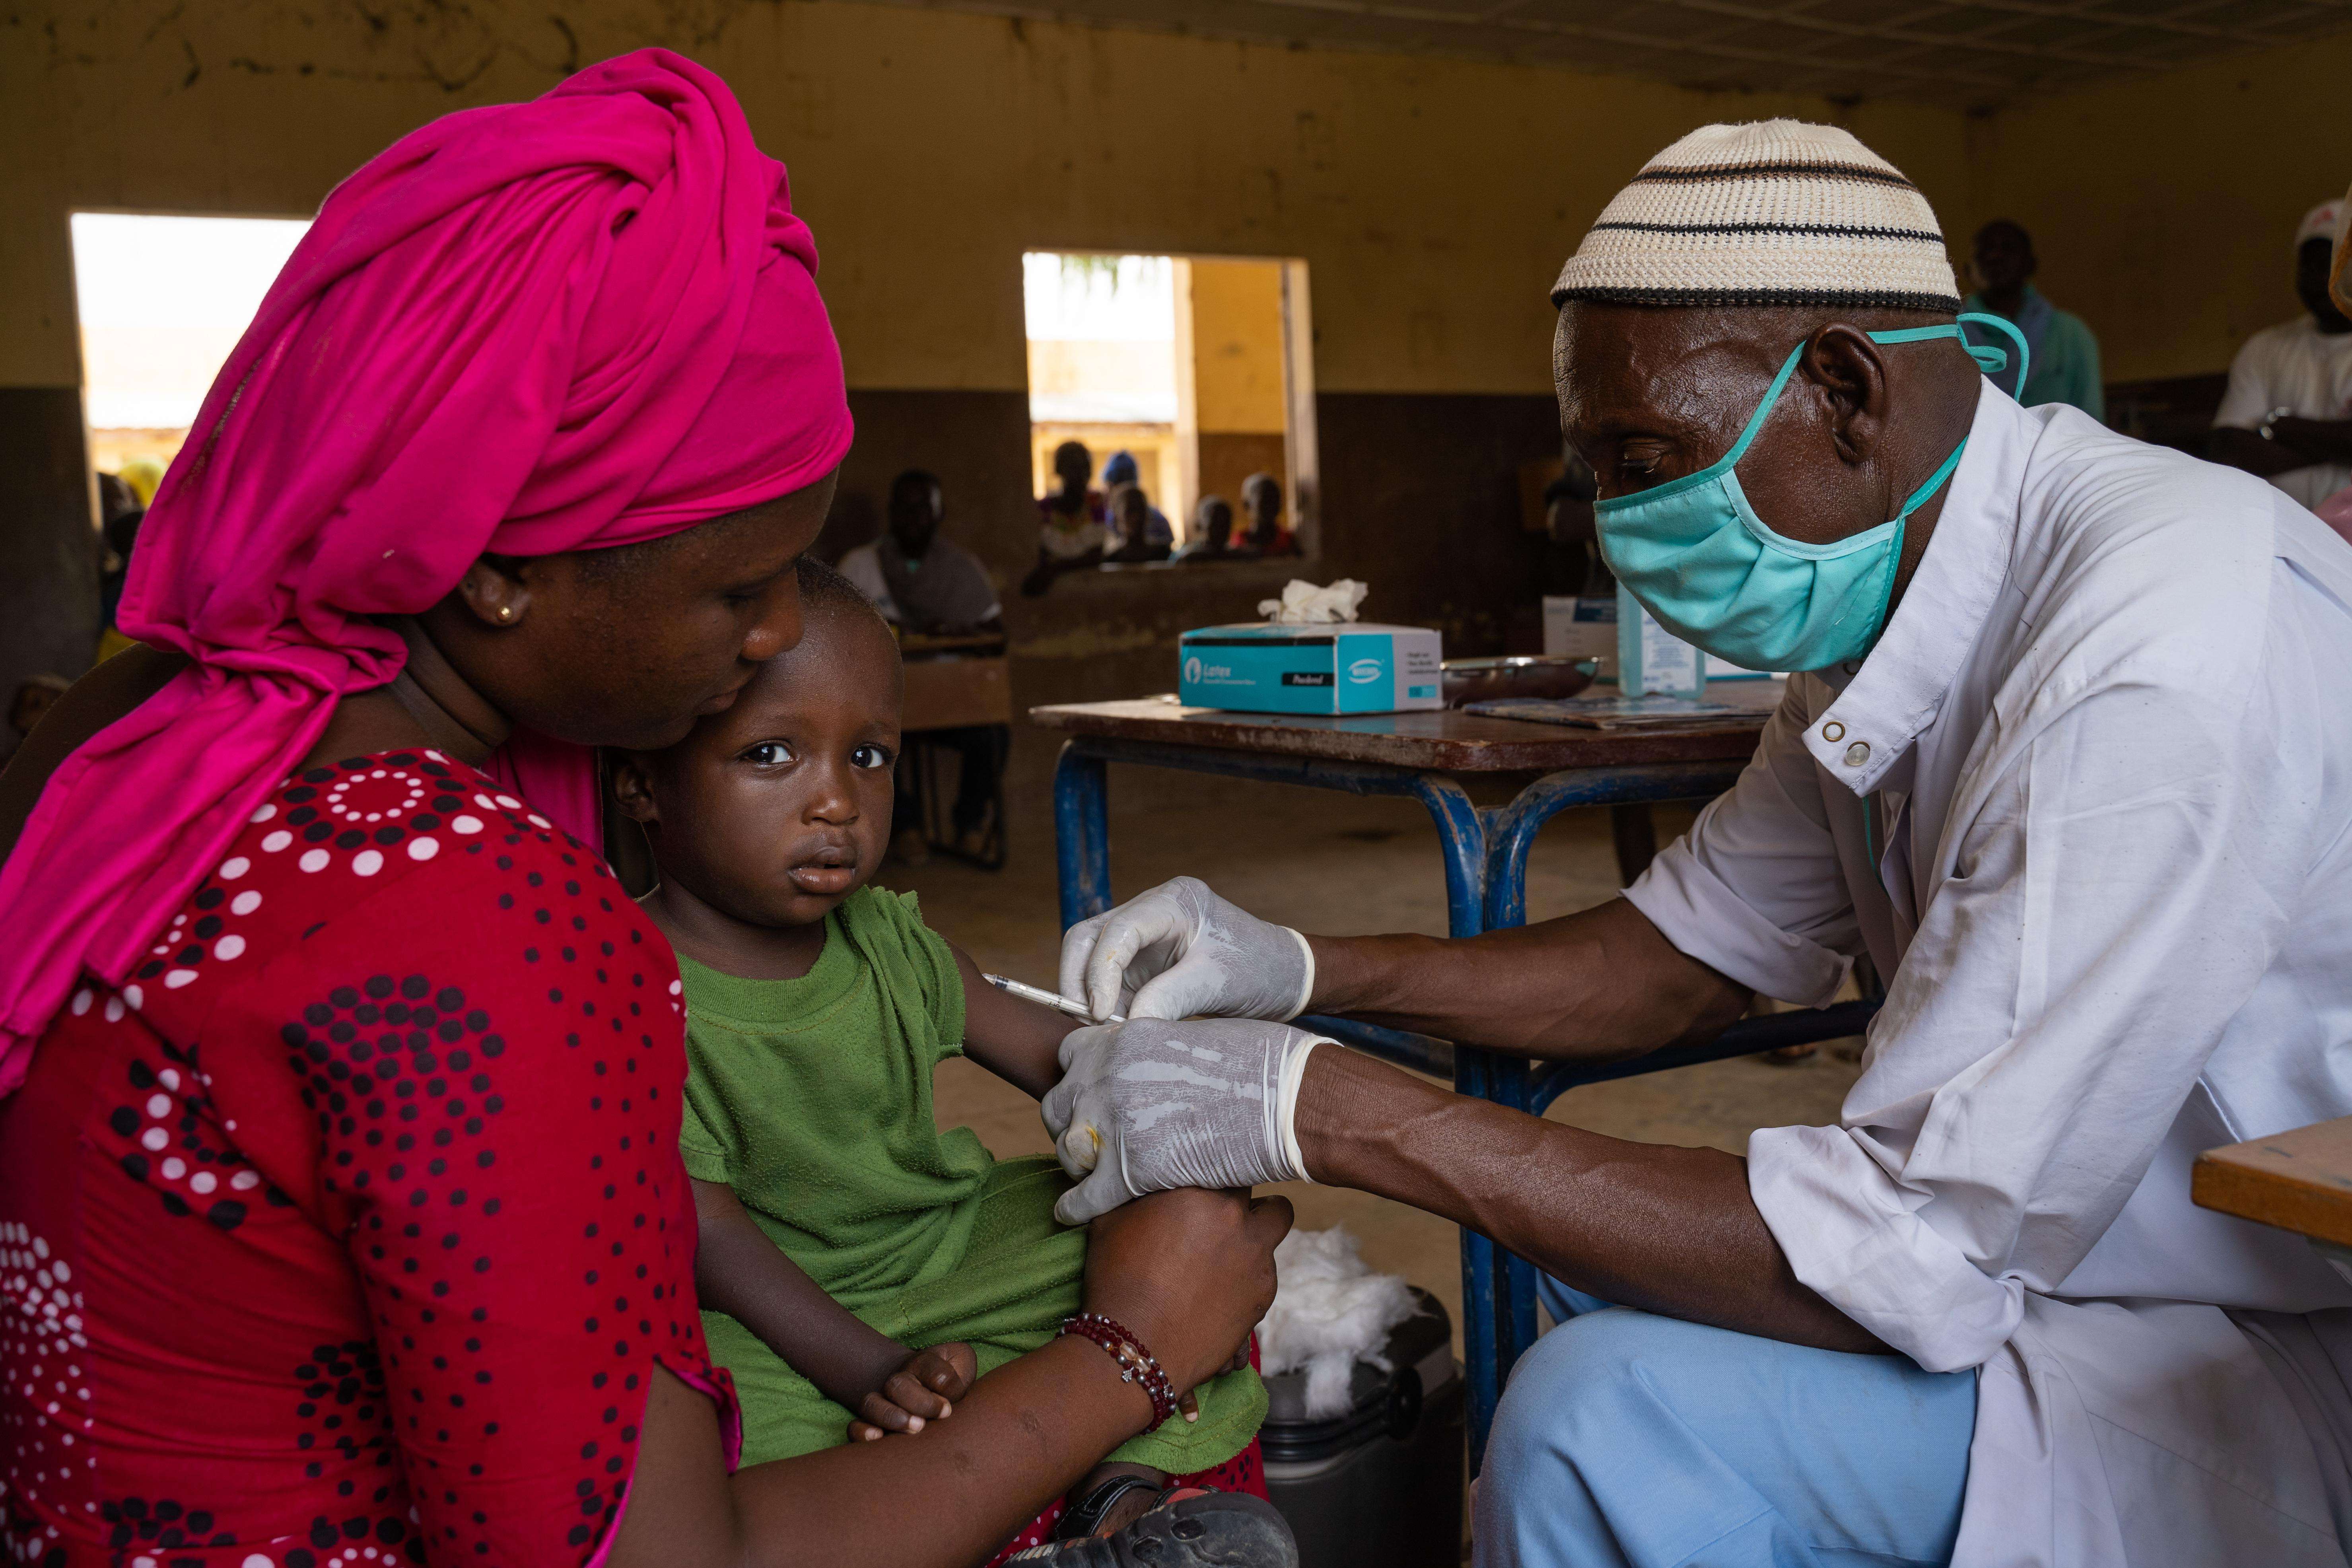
[1821,721,1846,742]
[1844,741,1870,767]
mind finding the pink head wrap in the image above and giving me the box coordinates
[0,49,852,1094]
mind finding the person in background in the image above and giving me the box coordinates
[2317,191,2352,540]
[89,475,147,662]
[2209,199,2352,511]
[117,456,166,507]
[0,675,71,767]
[96,505,145,661]
[1539,445,1610,600]
[1239,473,1296,557]
[1101,450,1174,554]
[1022,440,1108,596]
[1171,495,1247,564]
[1961,220,2104,419]
[1104,483,1170,563]
[838,468,1010,867]
[96,472,138,527]
[840,469,1002,636]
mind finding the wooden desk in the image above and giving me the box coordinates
[901,654,1011,733]
[1027,688,1779,776]
[1028,684,1880,1469]
[2194,1117,2352,1248]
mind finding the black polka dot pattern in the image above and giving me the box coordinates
[0,751,733,1564]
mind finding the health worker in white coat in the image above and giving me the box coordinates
[1044,119,2352,1568]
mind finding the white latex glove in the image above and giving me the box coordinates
[1041,1018,1326,1226]
[1058,876,1315,1024]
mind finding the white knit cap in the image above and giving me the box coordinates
[2296,199,2341,250]
[1552,120,1960,313]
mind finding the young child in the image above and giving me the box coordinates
[612,559,1267,1547]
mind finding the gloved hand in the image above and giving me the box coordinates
[1041,1017,1327,1226]
[1058,876,1315,1024]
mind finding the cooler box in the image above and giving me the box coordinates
[1261,1288,1464,1568]
[1178,623,1443,715]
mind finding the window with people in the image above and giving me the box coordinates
[1023,441,1299,595]
[1022,251,1314,595]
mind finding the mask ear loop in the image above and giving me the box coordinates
[1868,315,2031,401]
[1959,312,2030,398]
[1719,342,1813,469]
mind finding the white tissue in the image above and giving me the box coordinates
[1258,579,1369,626]
[1259,1226,1419,1418]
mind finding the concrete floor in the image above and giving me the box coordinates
[902,734,1867,1353]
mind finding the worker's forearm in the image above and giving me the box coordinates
[2274,416,2352,464]
[2209,426,2318,478]
[1294,1047,1884,1354]
[1304,896,1749,1059]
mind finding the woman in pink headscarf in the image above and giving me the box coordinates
[0,51,1287,1568]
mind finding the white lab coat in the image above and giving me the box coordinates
[1627,380,2352,1566]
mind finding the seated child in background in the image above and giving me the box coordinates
[1104,482,1171,563]
[612,559,1267,1548]
[1171,496,1252,564]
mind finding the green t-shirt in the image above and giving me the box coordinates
[677,886,1265,1469]
[679,886,996,1305]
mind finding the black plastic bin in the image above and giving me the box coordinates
[1260,1288,1465,1568]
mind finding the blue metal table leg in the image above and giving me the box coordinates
[1376,775,1515,1473]
[1054,742,1112,929]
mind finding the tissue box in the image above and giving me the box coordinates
[1179,623,1443,715]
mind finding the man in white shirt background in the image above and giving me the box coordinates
[2210,199,2352,510]
[838,467,1007,863]
[1042,121,2352,1568]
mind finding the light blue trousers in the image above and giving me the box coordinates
[1474,1283,1977,1568]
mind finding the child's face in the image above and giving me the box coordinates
[1114,492,1147,541]
[625,602,902,929]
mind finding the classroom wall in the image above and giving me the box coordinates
[8,0,2348,720]
[0,0,1969,395]
[1960,30,2352,386]
[0,0,1965,708]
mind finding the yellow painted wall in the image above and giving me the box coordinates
[11,0,2348,404]
[1187,259,1288,434]
[4,0,1966,403]
[1962,30,2352,384]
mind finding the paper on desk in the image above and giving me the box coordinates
[1258,579,1369,625]
[1466,694,1771,731]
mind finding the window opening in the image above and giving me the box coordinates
[1024,251,1316,567]
[71,212,310,486]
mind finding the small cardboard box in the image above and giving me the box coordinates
[1179,623,1444,715]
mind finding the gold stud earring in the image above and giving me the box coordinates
[496,605,515,624]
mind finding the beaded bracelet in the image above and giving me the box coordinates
[1060,1310,1180,1427]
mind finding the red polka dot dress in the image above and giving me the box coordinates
[0,751,737,1566]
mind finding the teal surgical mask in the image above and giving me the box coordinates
[1593,313,2027,672]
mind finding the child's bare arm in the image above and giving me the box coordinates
[689,1177,974,1436]
[951,944,1073,1098]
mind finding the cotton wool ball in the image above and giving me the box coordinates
[1259,1226,1419,1419]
